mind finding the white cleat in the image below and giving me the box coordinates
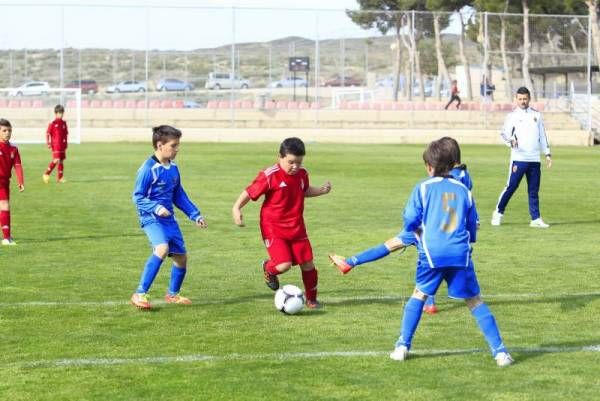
[495,352,514,367]
[530,218,549,228]
[1,238,17,246]
[389,345,409,361]
[491,211,503,226]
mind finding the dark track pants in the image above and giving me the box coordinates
[495,160,541,220]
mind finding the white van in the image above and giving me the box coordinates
[205,73,250,90]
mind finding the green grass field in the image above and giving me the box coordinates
[1,142,599,401]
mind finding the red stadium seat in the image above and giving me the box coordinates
[148,100,160,108]
[207,100,218,109]
[173,100,184,108]
[371,102,382,110]
[276,101,288,109]
[381,102,393,110]
[32,100,43,108]
[125,100,136,108]
[218,101,231,109]
[90,100,101,108]
[298,101,310,109]
[160,100,173,108]
[241,101,253,109]
[287,101,298,109]
[8,100,19,108]
[233,100,242,109]
[264,101,275,109]
[310,102,320,109]
[359,102,370,110]
[113,100,125,108]
[0,100,7,108]
[137,100,146,108]
[66,100,76,108]
[101,100,113,108]
[19,100,32,108]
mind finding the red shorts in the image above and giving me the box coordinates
[52,150,66,160]
[264,237,313,266]
[0,184,9,201]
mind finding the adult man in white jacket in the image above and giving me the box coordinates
[492,86,552,228]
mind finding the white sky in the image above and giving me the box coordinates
[0,0,375,50]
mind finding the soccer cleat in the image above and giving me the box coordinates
[262,260,279,291]
[328,254,353,275]
[165,293,192,305]
[529,218,549,228]
[42,174,50,184]
[1,238,17,246]
[130,293,151,310]
[389,345,409,361]
[491,210,503,226]
[57,178,67,184]
[423,304,438,314]
[494,352,514,367]
[305,299,322,310]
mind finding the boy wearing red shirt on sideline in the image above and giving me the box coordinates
[232,137,332,309]
[42,104,68,184]
[0,119,25,246]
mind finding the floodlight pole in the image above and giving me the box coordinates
[587,12,592,142]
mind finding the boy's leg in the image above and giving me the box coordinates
[423,295,438,314]
[393,291,426,355]
[132,222,169,309]
[262,238,293,291]
[43,159,57,183]
[0,203,11,241]
[136,251,165,294]
[293,239,319,307]
[57,160,64,182]
[525,162,541,220]
[166,253,192,305]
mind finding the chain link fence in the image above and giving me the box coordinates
[0,5,593,133]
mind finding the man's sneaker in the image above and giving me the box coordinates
[389,345,409,361]
[491,210,503,226]
[530,218,549,228]
[305,299,322,309]
[165,293,192,305]
[495,352,514,367]
[130,293,151,310]
[42,174,50,184]
[328,254,352,274]
[423,304,438,314]
[1,238,16,246]
[58,178,67,184]
[262,260,279,291]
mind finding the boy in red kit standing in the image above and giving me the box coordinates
[232,137,332,309]
[0,119,25,246]
[42,104,68,184]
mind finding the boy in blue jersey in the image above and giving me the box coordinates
[131,125,207,310]
[330,139,513,367]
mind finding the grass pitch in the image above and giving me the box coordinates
[1,142,599,401]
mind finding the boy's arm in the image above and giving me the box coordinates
[403,185,423,232]
[173,180,203,224]
[132,166,162,215]
[305,181,332,197]
[232,190,251,227]
[64,121,69,149]
[14,148,24,191]
[46,123,52,148]
[466,196,478,243]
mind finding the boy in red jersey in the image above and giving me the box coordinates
[232,137,332,309]
[42,104,69,184]
[0,119,25,246]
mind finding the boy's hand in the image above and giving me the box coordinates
[232,208,244,227]
[156,206,171,217]
[18,184,24,192]
[546,155,552,168]
[196,217,208,228]
[320,181,332,195]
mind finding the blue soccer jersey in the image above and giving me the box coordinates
[450,165,473,190]
[403,176,478,269]
[132,155,201,227]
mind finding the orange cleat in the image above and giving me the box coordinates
[423,304,438,315]
[305,299,322,310]
[328,254,353,275]
[130,293,151,310]
[164,293,192,305]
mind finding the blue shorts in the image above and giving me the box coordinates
[415,259,480,299]
[142,219,186,255]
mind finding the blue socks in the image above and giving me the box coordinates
[168,265,187,296]
[395,297,425,349]
[347,243,390,267]
[424,296,436,306]
[472,303,506,356]
[136,254,164,294]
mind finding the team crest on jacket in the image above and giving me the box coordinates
[512,165,518,173]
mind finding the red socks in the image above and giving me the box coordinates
[302,268,318,302]
[58,162,64,180]
[0,210,10,240]
[45,161,57,175]
[265,260,281,275]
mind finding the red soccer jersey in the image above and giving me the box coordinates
[47,118,68,151]
[0,141,23,187]
[246,163,309,240]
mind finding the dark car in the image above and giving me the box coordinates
[323,76,363,87]
[65,79,98,94]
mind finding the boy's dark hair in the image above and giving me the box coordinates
[152,125,182,149]
[516,86,531,97]
[423,139,454,176]
[279,137,305,157]
[0,118,12,128]
[439,136,461,165]
[54,104,65,113]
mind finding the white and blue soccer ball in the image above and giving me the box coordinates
[274,284,305,315]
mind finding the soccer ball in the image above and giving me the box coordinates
[274,284,305,315]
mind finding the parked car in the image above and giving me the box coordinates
[65,79,98,94]
[323,76,363,87]
[205,72,250,90]
[106,80,146,93]
[156,78,193,92]
[9,81,50,96]
[269,77,308,88]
